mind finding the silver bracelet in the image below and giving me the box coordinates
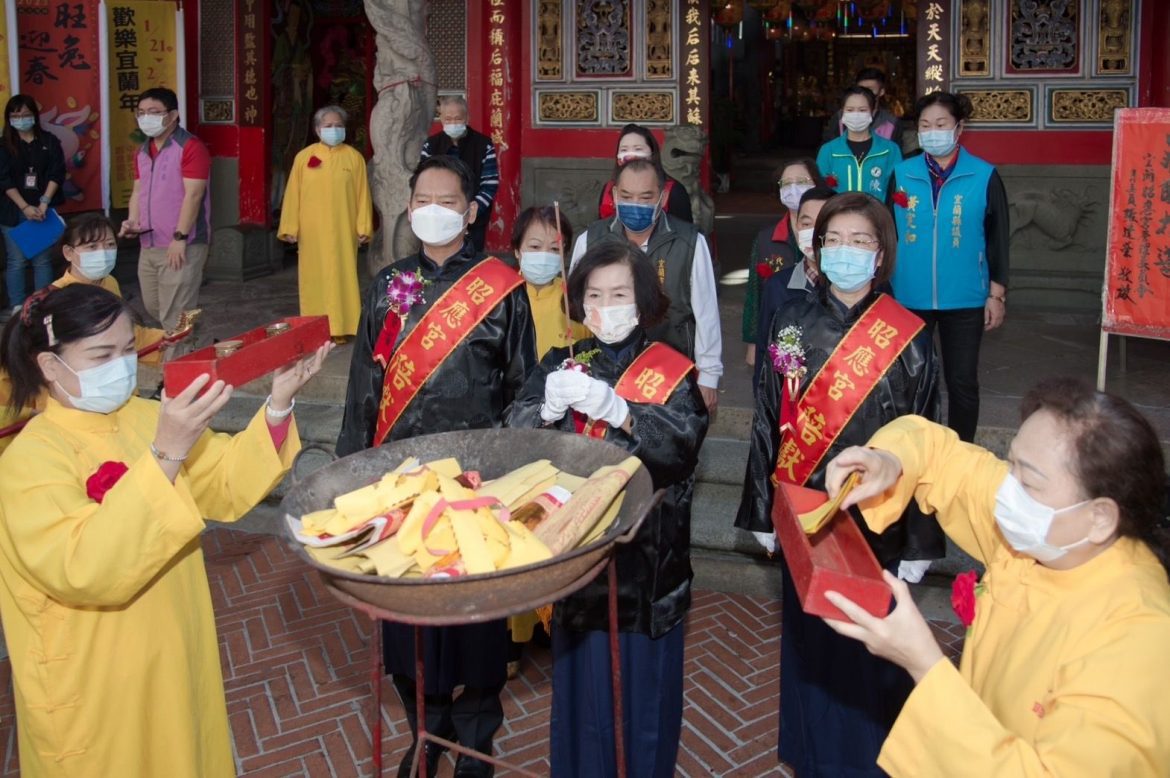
[150,442,189,462]
[265,394,295,419]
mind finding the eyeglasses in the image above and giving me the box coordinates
[822,233,879,249]
[778,178,814,187]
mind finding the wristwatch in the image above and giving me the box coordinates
[173,230,188,240]
[38,195,50,205]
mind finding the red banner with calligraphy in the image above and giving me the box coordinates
[1102,108,1170,339]
[16,0,103,212]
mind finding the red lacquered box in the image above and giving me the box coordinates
[163,316,330,396]
[771,481,892,621]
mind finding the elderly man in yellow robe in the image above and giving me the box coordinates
[278,104,373,340]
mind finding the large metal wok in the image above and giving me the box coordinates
[280,428,659,626]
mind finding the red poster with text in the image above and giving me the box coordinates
[16,0,104,213]
[1103,109,1170,340]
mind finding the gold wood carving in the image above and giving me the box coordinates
[959,0,991,77]
[537,1,563,80]
[1050,89,1128,123]
[960,90,1032,123]
[646,0,673,79]
[612,92,675,123]
[538,91,600,123]
[1098,0,1132,74]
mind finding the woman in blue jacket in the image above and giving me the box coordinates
[816,86,902,201]
[886,91,1010,443]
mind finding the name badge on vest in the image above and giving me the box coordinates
[24,173,37,190]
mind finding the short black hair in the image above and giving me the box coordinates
[842,85,877,112]
[614,157,665,189]
[799,185,837,208]
[137,87,179,112]
[3,94,43,154]
[511,206,573,253]
[855,67,887,86]
[912,91,974,123]
[410,155,476,203]
[567,240,669,328]
[63,213,116,248]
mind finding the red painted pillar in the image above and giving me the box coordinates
[235,0,269,225]
[479,0,521,253]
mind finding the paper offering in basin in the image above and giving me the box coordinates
[280,428,659,625]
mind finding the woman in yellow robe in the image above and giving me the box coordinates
[820,378,1170,777]
[0,283,331,777]
[277,104,373,339]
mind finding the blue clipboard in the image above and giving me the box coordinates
[10,208,66,258]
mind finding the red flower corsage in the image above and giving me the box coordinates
[86,461,129,504]
[756,261,775,280]
[950,570,983,629]
[892,190,910,208]
[307,156,322,169]
[824,174,838,188]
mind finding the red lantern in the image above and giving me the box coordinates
[714,0,745,27]
[764,0,793,21]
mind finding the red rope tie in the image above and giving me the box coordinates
[377,75,438,96]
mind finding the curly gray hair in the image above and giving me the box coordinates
[313,105,348,128]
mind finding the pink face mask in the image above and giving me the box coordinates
[583,303,639,343]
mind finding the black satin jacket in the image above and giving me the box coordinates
[336,243,537,456]
[506,333,709,638]
[735,286,944,565]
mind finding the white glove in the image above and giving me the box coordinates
[541,369,593,422]
[897,559,933,583]
[571,377,630,427]
[752,531,777,554]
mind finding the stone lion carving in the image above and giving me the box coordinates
[661,125,714,235]
[1010,186,1097,250]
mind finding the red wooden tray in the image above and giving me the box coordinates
[771,481,891,621]
[163,316,330,396]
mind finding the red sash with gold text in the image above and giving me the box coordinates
[771,294,923,486]
[577,342,694,438]
[374,258,523,445]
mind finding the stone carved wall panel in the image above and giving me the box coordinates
[960,0,991,77]
[1049,88,1128,123]
[960,89,1033,123]
[1009,0,1079,73]
[645,0,673,79]
[538,91,600,123]
[537,1,563,80]
[576,0,632,77]
[611,92,675,123]
[1098,0,1132,75]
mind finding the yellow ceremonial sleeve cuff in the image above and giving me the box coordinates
[857,416,931,534]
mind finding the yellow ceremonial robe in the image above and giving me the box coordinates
[51,271,167,362]
[860,416,1170,777]
[277,142,373,337]
[0,397,300,777]
[525,279,590,359]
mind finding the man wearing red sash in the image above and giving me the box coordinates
[735,193,943,777]
[336,155,536,778]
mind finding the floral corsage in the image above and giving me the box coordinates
[373,270,432,368]
[87,461,129,504]
[892,189,910,208]
[768,325,807,435]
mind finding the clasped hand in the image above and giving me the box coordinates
[541,369,628,427]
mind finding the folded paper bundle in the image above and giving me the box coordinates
[287,454,642,580]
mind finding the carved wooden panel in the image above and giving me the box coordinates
[536,0,563,80]
[645,0,673,79]
[537,90,600,123]
[1049,88,1128,123]
[611,91,675,123]
[959,0,991,77]
[199,0,235,97]
[1097,0,1132,75]
[959,89,1033,123]
[576,0,632,77]
[427,0,466,91]
[1008,0,1079,74]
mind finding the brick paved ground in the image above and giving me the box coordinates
[0,529,965,777]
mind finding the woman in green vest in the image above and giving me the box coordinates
[816,86,902,201]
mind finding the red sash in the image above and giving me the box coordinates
[374,258,523,446]
[772,294,924,486]
[576,342,694,438]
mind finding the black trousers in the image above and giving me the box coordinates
[911,306,984,443]
[392,675,505,756]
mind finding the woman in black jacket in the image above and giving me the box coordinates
[0,95,66,308]
[507,241,708,778]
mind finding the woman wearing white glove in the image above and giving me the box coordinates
[506,240,709,777]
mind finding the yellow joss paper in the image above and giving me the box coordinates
[579,492,624,547]
[423,457,463,479]
[362,539,418,578]
[301,507,343,536]
[397,491,442,555]
[501,522,553,569]
[450,512,496,575]
[334,481,384,523]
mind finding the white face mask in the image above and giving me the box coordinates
[843,111,873,132]
[797,228,815,255]
[137,113,169,138]
[410,203,468,246]
[320,126,345,146]
[54,353,138,414]
[443,123,467,139]
[994,474,1092,562]
[76,248,117,281]
[617,149,652,164]
[519,251,563,286]
[583,303,639,344]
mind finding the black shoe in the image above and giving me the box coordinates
[453,754,495,778]
[396,740,447,778]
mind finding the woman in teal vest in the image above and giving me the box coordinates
[887,91,1010,443]
[816,86,902,201]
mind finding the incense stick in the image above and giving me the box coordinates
[553,200,574,359]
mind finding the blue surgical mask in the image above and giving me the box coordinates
[77,248,118,281]
[320,127,346,147]
[819,245,877,293]
[443,123,467,139]
[616,201,659,233]
[519,251,563,286]
[10,116,35,132]
[54,353,138,414]
[918,128,958,158]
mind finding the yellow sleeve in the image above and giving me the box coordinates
[181,405,301,521]
[355,152,373,238]
[880,614,1170,777]
[134,324,168,365]
[0,441,205,608]
[277,150,304,239]
[859,415,1008,564]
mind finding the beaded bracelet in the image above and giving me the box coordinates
[150,442,189,462]
[265,394,295,419]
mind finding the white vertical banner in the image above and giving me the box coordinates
[99,0,111,212]
[5,1,17,97]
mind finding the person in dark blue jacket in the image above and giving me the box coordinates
[886,91,1010,442]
